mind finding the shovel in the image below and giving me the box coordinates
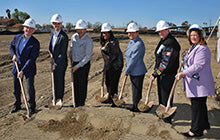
[47,56,61,110]
[95,70,107,102]
[156,62,183,118]
[14,61,30,120]
[138,79,154,112]
[70,59,75,108]
[113,75,127,107]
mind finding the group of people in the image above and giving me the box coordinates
[9,13,215,138]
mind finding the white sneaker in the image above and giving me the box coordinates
[56,99,63,107]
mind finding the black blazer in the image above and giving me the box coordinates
[49,29,68,67]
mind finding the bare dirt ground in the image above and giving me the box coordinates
[0,32,219,140]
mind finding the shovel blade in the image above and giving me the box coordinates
[156,104,177,119]
[95,94,107,102]
[112,94,126,107]
[138,100,154,112]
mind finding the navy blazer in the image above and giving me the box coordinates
[49,29,68,67]
[10,34,40,78]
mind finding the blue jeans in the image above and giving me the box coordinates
[13,75,36,109]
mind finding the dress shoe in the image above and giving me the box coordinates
[128,107,140,112]
[11,106,21,113]
[101,97,113,104]
[111,102,117,107]
[29,108,36,116]
[182,131,203,137]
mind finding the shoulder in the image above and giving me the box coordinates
[30,36,40,45]
[60,30,68,38]
[110,38,119,45]
[196,44,210,52]
[85,34,93,41]
[164,34,180,50]
[14,34,22,39]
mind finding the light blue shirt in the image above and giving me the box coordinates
[18,35,31,54]
[52,30,61,51]
[70,33,93,68]
[124,36,147,76]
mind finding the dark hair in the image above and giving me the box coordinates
[188,29,207,45]
[100,31,115,46]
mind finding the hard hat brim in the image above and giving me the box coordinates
[187,28,206,38]
[22,24,36,29]
[156,27,170,32]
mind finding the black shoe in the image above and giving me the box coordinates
[182,132,203,137]
[101,98,113,104]
[29,108,36,116]
[129,107,140,112]
[163,118,172,124]
[11,106,21,113]
[111,103,117,107]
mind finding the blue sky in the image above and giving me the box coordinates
[1,0,219,28]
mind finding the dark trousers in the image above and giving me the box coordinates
[105,67,122,96]
[13,74,36,110]
[190,97,210,135]
[53,64,67,100]
[157,74,175,122]
[130,74,145,109]
[73,61,90,107]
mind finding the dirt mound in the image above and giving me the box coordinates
[38,107,129,140]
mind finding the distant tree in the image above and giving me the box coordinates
[42,24,53,30]
[93,22,102,31]
[87,21,92,28]
[11,8,30,23]
[66,22,73,32]
[203,22,208,32]
[167,22,176,27]
[35,24,42,30]
[181,21,189,31]
[6,9,11,19]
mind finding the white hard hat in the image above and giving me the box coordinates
[101,23,112,32]
[126,22,139,32]
[187,24,206,38]
[75,19,88,29]
[22,18,36,29]
[50,14,63,23]
[156,20,170,32]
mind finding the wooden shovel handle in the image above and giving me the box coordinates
[166,62,183,108]
[119,75,127,100]
[145,79,153,104]
[100,70,105,97]
[14,61,30,117]
[70,59,75,108]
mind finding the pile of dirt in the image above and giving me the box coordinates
[38,107,129,140]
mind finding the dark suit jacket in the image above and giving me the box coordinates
[49,29,68,68]
[10,34,40,78]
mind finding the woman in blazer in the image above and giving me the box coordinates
[125,22,147,112]
[100,23,123,106]
[176,24,215,137]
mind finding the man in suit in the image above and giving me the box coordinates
[125,22,147,112]
[10,18,40,115]
[49,14,68,106]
